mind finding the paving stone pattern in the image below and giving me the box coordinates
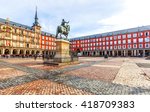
[0,58,150,95]
[46,74,150,95]
[0,80,92,95]
[136,63,150,68]
[64,66,119,82]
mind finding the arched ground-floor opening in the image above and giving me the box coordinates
[109,51,112,56]
[76,48,81,54]
[19,50,24,57]
[42,51,44,54]
[31,50,35,55]
[87,52,90,56]
[5,49,10,55]
[36,51,40,54]
[26,50,30,55]
[83,51,87,56]
[99,51,102,56]
[0,49,2,55]
[128,50,132,56]
[145,50,150,56]
[118,51,122,56]
[82,51,85,56]
[13,49,17,55]
[4,49,10,58]
[102,51,105,56]
[106,51,109,55]
[114,51,117,57]
[45,51,49,55]
[20,50,24,55]
[93,51,96,56]
[139,50,143,57]
[86,51,88,56]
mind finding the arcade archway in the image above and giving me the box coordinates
[0,49,2,55]
[13,49,17,55]
[20,50,24,55]
[4,49,9,55]
[31,50,35,55]
[36,51,40,54]
[26,50,30,55]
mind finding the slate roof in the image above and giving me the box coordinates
[0,18,55,37]
[70,25,150,41]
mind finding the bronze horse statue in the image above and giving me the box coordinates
[56,19,70,39]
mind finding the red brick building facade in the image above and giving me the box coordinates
[70,26,150,57]
[41,32,56,56]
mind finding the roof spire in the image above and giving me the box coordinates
[33,6,40,26]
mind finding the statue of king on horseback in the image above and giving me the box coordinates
[56,19,70,39]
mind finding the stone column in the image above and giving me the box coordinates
[10,49,13,55]
[131,50,134,56]
[24,50,26,55]
[109,51,111,56]
[97,51,99,56]
[137,50,139,56]
[104,51,107,55]
[2,48,5,55]
[29,50,32,55]
[134,50,137,56]
[125,50,128,57]
[112,51,115,56]
[117,50,118,56]
[143,50,145,57]
[121,50,123,56]
[102,51,104,56]
[124,50,126,57]
[17,50,20,55]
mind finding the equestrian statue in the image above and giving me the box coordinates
[56,19,70,39]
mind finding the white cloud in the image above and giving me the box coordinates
[0,0,130,37]
[97,0,150,34]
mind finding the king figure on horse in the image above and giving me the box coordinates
[56,19,70,39]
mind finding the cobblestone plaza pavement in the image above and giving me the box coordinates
[0,57,150,95]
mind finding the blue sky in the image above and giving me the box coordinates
[0,0,150,38]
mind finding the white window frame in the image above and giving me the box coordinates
[122,35,126,39]
[110,37,112,40]
[145,37,150,42]
[123,40,126,44]
[128,39,131,44]
[133,33,137,37]
[145,43,149,48]
[139,38,143,43]
[139,44,143,48]
[123,45,126,49]
[114,36,117,40]
[118,35,121,39]
[128,45,131,49]
[133,44,137,48]
[133,39,137,43]
[110,41,113,45]
[127,34,131,38]
[118,40,121,44]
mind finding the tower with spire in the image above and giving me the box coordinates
[32,6,41,33]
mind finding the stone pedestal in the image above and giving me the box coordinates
[54,39,71,63]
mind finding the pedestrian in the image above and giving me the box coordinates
[104,54,108,59]
[34,54,37,60]
[42,54,44,60]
